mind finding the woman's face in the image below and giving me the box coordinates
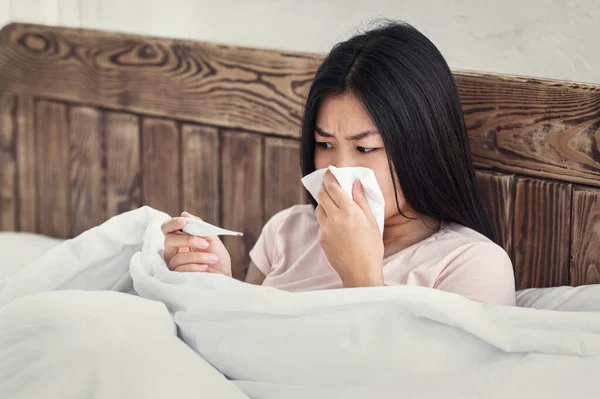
[313,92,404,219]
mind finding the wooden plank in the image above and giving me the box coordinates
[475,171,515,258]
[570,187,600,286]
[141,118,180,216]
[69,106,104,236]
[456,72,600,188]
[0,93,16,230]
[15,95,37,232]
[105,112,141,217]
[264,137,304,220]
[36,100,71,238]
[513,178,572,289]
[0,23,599,185]
[0,23,322,138]
[1,23,599,187]
[181,124,219,225]
[221,130,263,280]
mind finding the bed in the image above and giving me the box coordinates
[0,23,598,289]
[1,23,600,399]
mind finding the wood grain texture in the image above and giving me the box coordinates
[181,124,219,225]
[570,187,600,285]
[221,130,263,280]
[141,118,180,216]
[457,72,600,188]
[513,178,572,289]
[264,137,304,220]
[0,93,15,230]
[0,23,598,291]
[475,171,515,258]
[69,106,103,236]
[0,23,321,137]
[15,95,36,231]
[105,112,141,217]
[36,100,71,238]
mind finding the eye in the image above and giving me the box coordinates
[357,146,379,153]
[316,142,333,150]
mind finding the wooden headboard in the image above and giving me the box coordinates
[0,23,598,288]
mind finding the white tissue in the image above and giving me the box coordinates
[301,165,385,235]
[181,218,243,237]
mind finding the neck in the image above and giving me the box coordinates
[382,211,441,258]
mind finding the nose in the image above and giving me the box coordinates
[334,153,354,168]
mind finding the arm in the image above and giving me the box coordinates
[245,261,266,285]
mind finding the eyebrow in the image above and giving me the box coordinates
[315,126,379,141]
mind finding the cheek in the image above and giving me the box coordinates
[314,151,327,170]
[314,147,340,170]
[372,164,405,217]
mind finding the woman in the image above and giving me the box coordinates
[161,21,516,306]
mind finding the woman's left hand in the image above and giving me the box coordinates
[315,170,384,288]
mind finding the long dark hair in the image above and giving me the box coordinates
[300,21,494,240]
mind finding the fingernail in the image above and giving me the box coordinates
[177,218,186,224]
[182,212,191,217]
[197,239,209,249]
[207,255,219,264]
[194,264,208,272]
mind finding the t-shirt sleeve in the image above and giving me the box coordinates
[434,242,516,306]
[248,208,291,276]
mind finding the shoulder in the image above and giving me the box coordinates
[264,204,314,227]
[441,222,513,272]
[261,204,316,236]
[449,223,510,260]
[435,222,496,246]
[250,205,316,275]
[455,241,513,272]
[433,223,515,305]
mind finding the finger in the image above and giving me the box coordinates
[169,251,219,270]
[165,234,209,250]
[181,211,202,221]
[352,181,379,227]
[315,204,326,225]
[201,235,223,244]
[161,217,187,235]
[322,170,353,209]
[352,181,372,214]
[174,264,209,273]
[180,212,223,244]
[317,183,337,215]
[173,264,226,275]
[203,266,227,275]
[164,235,210,261]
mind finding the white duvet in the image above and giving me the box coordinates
[1,206,600,399]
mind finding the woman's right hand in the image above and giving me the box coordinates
[161,211,232,277]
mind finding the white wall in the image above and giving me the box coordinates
[0,0,598,83]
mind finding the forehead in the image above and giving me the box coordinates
[316,92,377,133]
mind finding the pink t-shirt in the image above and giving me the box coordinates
[249,205,516,306]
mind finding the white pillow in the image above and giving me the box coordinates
[517,285,600,311]
[0,290,249,399]
[0,232,64,279]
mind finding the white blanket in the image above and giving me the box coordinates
[2,206,600,399]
